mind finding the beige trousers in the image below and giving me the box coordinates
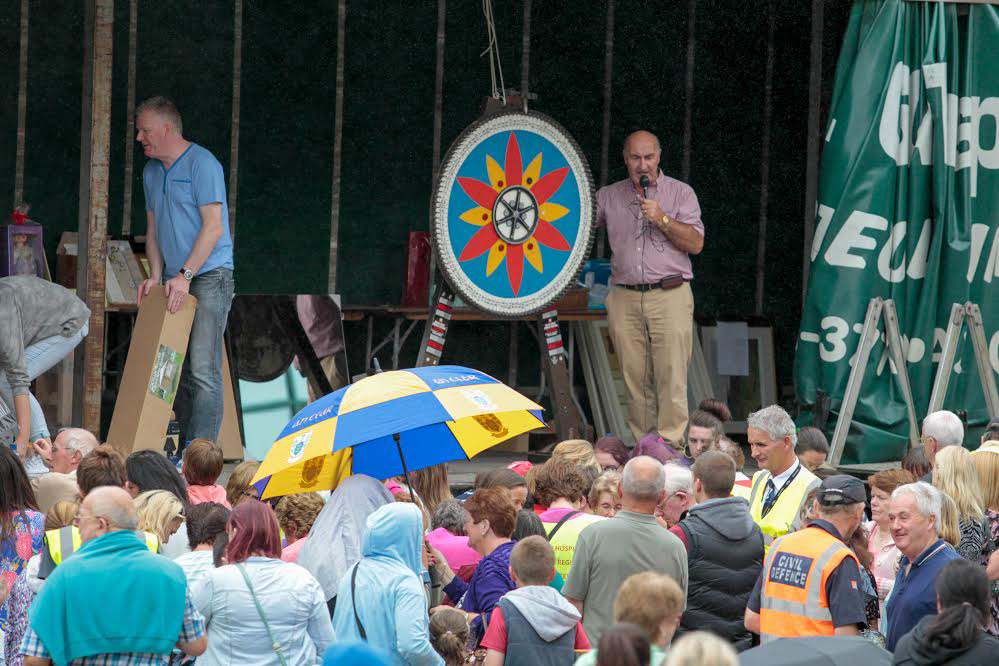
[306,354,348,403]
[605,283,693,443]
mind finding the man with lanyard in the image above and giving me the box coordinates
[744,475,868,641]
[746,405,820,547]
[136,96,235,446]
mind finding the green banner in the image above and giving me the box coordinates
[796,0,999,463]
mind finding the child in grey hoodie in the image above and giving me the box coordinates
[480,535,590,665]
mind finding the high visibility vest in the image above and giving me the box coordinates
[45,525,160,566]
[541,513,604,579]
[748,466,820,547]
[758,526,859,642]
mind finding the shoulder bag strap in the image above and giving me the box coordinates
[236,563,289,666]
[351,562,367,640]
[546,511,581,543]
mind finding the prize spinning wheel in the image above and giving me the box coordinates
[431,110,595,316]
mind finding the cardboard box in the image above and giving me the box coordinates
[217,351,244,460]
[106,286,197,454]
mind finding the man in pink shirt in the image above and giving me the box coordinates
[598,130,704,443]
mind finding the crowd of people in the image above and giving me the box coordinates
[0,399,995,665]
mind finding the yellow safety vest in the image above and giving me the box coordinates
[747,464,820,547]
[542,512,604,579]
[46,525,160,566]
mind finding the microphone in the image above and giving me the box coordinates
[639,175,650,199]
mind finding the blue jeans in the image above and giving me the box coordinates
[174,268,234,442]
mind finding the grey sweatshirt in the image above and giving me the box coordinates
[0,276,90,410]
[502,584,582,642]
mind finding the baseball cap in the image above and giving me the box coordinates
[817,474,866,505]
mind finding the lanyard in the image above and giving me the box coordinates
[761,463,802,518]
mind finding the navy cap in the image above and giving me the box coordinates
[817,474,866,505]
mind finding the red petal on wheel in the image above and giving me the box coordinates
[458,226,500,261]
[458,177,498,209]
[530,167,569,205]
[532,219,570,251]
[504,133,523,187]
[506,243,524,296]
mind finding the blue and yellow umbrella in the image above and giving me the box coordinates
[250,365,545,499]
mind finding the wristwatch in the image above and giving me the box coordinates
[660,214,673,233]
[181,267,194,281]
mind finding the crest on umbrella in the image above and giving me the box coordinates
[288,430,313,463]
[472,413,510,438]
[300,456,325,488]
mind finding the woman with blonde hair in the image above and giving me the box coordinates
[934,446,987,560]
[589,471,622,518]
[551,439,601,476]
[663,631,737,666]
[939,493,963,550]
[971,441,999,634]
[134,489,185,545]
[411,463,455,517]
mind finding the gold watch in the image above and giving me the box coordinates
[660,214,673,233]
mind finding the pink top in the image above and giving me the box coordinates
[187,484,232,508]
[426,527,481,572]
[865,521,901,606]
[281,536,308,563]
[596,171,704,284]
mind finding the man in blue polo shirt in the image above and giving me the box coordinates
[136,96,234,444]
[884,481,960,650]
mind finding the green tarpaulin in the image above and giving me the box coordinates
[796,0,999,463]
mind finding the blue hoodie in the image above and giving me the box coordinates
[332,503,444,666]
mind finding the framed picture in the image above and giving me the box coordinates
[1,223,45,279]
[699,324,778,435]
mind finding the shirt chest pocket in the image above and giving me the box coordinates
[170,179,193,204]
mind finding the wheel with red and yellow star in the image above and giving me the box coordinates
[432,111,595,316]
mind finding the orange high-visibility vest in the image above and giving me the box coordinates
[758,525,858,642]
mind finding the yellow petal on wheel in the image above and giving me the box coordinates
[523,154,542,188]
[486,156,507,191]
[460,207,491,226]
[540,202,569,222]
[524,239,543,272]
[486,241,507,276]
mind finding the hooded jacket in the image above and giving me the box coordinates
[298,475,393,601]
[495,585,581,665]
[677,496,764,650]
[892,615,999,665]
[332,503,443,666]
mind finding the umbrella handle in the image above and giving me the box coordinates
[394,433,415,498]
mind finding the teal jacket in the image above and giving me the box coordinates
[30,529,187,665]
[332,503,444,666]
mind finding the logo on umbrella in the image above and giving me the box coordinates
[473,413,510,438]
[288,430,313,463]
[463,389,498,411]
[301,456,325,487]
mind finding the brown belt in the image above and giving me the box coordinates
[618,275,687,292]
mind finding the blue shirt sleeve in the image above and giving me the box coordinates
[192,153,227,207]
[824,556,867,629]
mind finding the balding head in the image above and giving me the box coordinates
[621,456,667,511]
[622,131,662,188]
[52,428,99,473]
[78,486,138,543]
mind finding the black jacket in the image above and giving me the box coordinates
[892,615,999,665]
[677,496,764,651]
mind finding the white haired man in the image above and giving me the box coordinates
[746,405,820,546]
[656,464,694,528]
[30,428,99,512]
[920,410,964,482]
[563,455,688,644]
[21,487,206,665]
[884,481,961,650]
[745,475,868,642]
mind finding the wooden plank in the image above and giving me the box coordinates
[79,0,115,435]
[801,0,824,301]
[14,0,28,205]
[121,0,137,235]
[328,0,347,293]
[228,0,244,240]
